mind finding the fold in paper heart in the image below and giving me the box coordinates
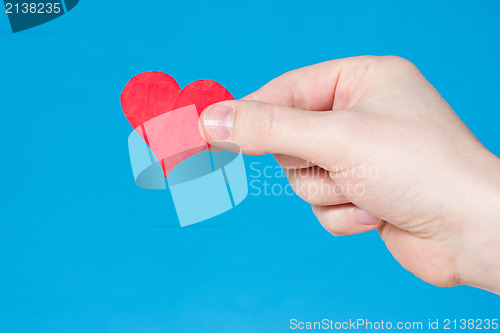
[121,71,233,176]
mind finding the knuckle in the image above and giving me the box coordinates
[382,55,419,72]
[358,55,381,67]
[283,71,307,109]
[252,102,276,140]
[351,55,385,72]
[355,55,418,75]
[237,102,276,149]
[261,70,306,108]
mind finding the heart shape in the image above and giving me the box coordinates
[121,71,233,176]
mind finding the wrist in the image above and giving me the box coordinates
[456,153,500,294]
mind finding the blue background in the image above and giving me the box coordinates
[1,0,499,332]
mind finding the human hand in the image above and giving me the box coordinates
[199,56,500,294]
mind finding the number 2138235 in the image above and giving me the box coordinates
[5,2,62,14]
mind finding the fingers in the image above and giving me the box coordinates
[241,56,379,111]
[199,100,341,162]
[286,166,349,206]
[242,60,343,110]
[313,204,383,236]
[274,154,313,169]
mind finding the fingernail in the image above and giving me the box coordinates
[203,104,234,140]
[355,209,380,225]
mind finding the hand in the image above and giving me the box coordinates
[199,56,500,294]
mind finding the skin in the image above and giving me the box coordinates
[199,56,500,294]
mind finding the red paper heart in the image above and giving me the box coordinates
[173,80,234,115]
[121,71,234,176]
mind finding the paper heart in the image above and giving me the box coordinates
[121,71,233,176]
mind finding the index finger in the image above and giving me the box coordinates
[242,56,374,111]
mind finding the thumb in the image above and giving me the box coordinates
[199,100,339,162]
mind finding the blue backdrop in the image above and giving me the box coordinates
[1,1,499,332]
